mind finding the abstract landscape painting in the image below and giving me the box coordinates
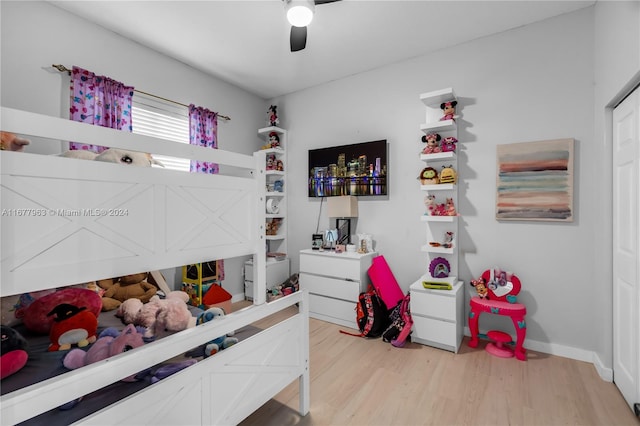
[496,138,574,221]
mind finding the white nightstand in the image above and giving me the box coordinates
[409,277,464,353]
[299,249,377,329]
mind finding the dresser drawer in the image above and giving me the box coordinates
[309,293,357,328]
[412,315,457,347]
[410,290,457,322]
[300,272,361,302]
[300,253,364,281]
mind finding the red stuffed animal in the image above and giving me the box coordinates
[47,303,98,351]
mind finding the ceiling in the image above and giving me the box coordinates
[49,0,595,100]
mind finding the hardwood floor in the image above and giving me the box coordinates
[237,303,638,426]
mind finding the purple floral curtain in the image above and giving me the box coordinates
[189,104,224,279]
[69,66,134,152]
[189,104,219,173]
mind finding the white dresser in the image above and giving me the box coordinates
[299,249,377,329]
[409,277,464,353]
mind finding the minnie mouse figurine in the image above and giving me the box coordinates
[440,101,458,121]
[421,133,442,154]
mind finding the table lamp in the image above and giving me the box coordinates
[327,195,358,245]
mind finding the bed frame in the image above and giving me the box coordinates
[0,107,310,425]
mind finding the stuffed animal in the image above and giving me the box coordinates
[266,153,276,170]
[63,325,145,381]
[0,131,30,151]
[116,291,189,331]
[441,136,458,152]
[1,325,28,379]
[195,307,238,357]
[47,303,99,351]
[98,272,158,311]
[16,288,102,335]
[150,298,197,340]
[421,133,441,154]
[418,167,439,185]
[59,148,163,167]
[115,298,144,325]
[268,132,280,148]
[267,105,279,127]
[440,100,458,121]
[439,165,458,184]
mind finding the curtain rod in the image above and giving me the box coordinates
[52,64,230,121]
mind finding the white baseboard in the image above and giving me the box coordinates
[231,292,246,303]
[463,327,612,381]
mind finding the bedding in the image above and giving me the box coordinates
[3,308,261,426]
[0,107,309,425]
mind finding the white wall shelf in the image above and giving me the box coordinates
[421,183,455,191]
[420,152,456,162]
[412,87,463,353]
[253,125,288,301]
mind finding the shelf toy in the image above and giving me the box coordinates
[439,165,458,184]
[428,231,454,249]
[267,105,279,127]
[429,257,451,278]
[418,167,439,185]
[441,136,458,152]
[424,195,457,216]
[440,100,457,121]
[421,133,442,154]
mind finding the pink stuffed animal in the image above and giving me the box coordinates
[440,101,458,121]
[151,298,197,340]
[421,133,441,154]
[116,292,190,339]
[441,136,458,152]
[63,324,145,381]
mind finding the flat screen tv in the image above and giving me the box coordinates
[308,139,387,197]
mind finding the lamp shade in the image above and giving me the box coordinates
[327,195,358,218]
[285,0,315,27]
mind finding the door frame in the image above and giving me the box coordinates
[607,72,640,416]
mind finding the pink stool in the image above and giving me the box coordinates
[486,330,513,358]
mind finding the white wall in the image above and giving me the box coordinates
[275,7,601,360]
[0,1,267,298]
[592,1,640,377]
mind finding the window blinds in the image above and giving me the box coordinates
[132,93,190,171]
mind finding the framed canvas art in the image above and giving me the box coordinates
[496,138,574,222]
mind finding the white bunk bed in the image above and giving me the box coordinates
[0,107,310,425]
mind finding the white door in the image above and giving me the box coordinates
[613,87,640,416]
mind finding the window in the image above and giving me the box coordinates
[132,92,190,171]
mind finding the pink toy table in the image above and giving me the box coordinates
[468,297,527,361]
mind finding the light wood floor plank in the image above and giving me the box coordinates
[238,303,638,426]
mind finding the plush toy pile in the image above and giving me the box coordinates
[98,273,158,311]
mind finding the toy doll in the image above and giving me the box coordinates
[440,101,457,121]
[268,132,280,148]
[267,105,279,127]
[421,133,441,154]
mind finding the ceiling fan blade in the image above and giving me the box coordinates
[314,0,341,4]
[290,25,307,52]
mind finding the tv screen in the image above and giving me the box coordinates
[308,139,387,197]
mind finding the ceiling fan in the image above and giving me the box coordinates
[284,0,341,52]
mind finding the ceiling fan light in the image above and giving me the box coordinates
[285,0,314,27]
